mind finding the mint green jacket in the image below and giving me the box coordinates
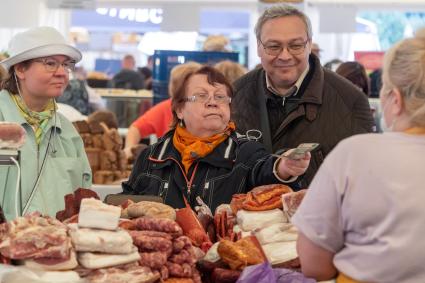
[0,91,92,220]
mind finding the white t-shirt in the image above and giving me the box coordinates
[292,132,425,283]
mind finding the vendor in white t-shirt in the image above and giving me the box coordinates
[292,33,425,283]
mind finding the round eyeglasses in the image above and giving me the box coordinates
[33,58,76,73]
[259,39,309,56]
[184,93,232,105]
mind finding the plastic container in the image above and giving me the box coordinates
[152,50,239,104]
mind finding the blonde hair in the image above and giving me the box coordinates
[168,62,202,97]
[382,34,425,127]
[202,35,230,52]
[214,60,247,83]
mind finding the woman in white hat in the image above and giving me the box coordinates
[0,26,92,220]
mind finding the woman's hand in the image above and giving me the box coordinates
[276,151,311,181]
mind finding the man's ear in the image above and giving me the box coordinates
[392,88,404,116]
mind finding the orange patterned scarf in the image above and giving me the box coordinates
[173,122,236,173]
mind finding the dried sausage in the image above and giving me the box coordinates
[139,251,168,269]
[134,217,182,237]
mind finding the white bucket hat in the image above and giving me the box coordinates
[0,26,82,71]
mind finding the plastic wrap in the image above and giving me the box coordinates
[236,262,276,283]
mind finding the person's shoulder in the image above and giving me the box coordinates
[0,90,12,103]
[234,68,263,92]
[322,67,365,97]
[334,133,384,154]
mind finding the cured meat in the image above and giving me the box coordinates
[56,188,100,222]
[212,268,241,283]
[0,122,25,149]
[173,236,192,253]
[130,230,173,241]
[85,265,160,283]
[0,215,71,261]
[134,217,182,237]
[282,189,307,218]
[166,262,193,278]
[164,278,194,283]
[119,219,137,230]
[78,249,140,269]
[176,206,211,249]
[168,249,195,265]
[160,265,169,280]
[242,184,293,211]
[217,238,265,270]
[139,251,168,269]
[78,198,121,230]
[129,231,173,255]
[68,223,134,254]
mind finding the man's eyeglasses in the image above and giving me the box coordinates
[184,93,231,105]
[259,39,309,56]
[33,58,76,73]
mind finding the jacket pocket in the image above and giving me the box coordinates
[134,173,168,198]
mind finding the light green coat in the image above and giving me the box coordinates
[0,90,92,220]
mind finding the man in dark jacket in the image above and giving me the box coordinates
[232,5,375,186]
[111,54,144,90]
[109,54,145,127]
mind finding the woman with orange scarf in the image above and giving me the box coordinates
[123,66,310,212]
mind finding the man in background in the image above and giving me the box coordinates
[108,54,146,127]
[110,54,144,90]
[231,5,374,186]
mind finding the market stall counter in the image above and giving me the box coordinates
[0,184,325,283]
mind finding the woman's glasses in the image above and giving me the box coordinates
[33,58,76,73]
[185,93,232,104]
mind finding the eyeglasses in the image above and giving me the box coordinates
[33,58,76,73]
[184,93,232,104]
[259,39,309,56]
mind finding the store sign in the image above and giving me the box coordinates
[96,8,163,25]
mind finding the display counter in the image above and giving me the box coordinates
[95,88,152,99]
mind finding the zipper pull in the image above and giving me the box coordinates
[187,184,191,196]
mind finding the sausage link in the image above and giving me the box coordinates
[134,217,182,237]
